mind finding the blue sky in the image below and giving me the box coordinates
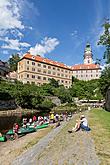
[0,0,109,66]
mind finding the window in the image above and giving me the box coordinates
[65,70,67,73]
[57,68,60,71]
[43,77,46,80]
[43,70,46,73]
[91,70,92,73]
[48,66,51,69]
[27,61,29,64]
[53,67,56,70]
[81,70,83,73]
[38,63,41,67]
[43,65,46,68]
[61,80,64,83]
[57,73,60,76]
[96,74,98,77]
[27,81,30,84]
[65,75,68,77]
[65,81,68,83]
[27,74,29,78]
[32,62,35,65]
[91,75,93,77]
[38,69,41,72]
[37,82,41,86]
[61,74,64,77]
[38,76,41,79]
[53,72,56,75]
[32,75,35,78]
[32,82,35,84]
[32,68,35,71]
[27,67,29,70]
[86,75,88,77]
[48,71,51,74]
[61,69,63,72]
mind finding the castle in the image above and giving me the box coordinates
[17,43,101,87]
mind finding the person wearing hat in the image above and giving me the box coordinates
[68,115,90,133]
[80,115,91,131]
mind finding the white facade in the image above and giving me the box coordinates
[72,43,101,81]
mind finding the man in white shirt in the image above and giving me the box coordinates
[68,114,90,133]
[80,115,90,131]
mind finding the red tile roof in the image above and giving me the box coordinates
[22,53,72,70]
[21,53,101,71]
[72,64,100,70]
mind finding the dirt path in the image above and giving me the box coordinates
[12,116,100,165]
[0,127,52,165]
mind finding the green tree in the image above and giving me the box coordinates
[98,19,110,63]
[8,54,20,71]
[48,78,59,88]
[99,67,110,97]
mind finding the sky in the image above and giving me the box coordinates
[0,0,110,66]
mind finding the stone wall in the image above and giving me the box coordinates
[0,100,17,110]
[46,96,61,106]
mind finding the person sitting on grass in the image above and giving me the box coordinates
[68,115,91,133]
[80,115,91,131]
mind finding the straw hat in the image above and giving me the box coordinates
[81,114,85,118]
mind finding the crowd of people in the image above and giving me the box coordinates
[11,112,73,139]
[1,112,91,140]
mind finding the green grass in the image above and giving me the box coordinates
[88,108,110,165]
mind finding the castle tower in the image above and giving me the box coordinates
[84,42,93,64]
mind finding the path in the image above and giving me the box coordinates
[12,117,100,165]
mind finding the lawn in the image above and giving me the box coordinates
[88,108,110,165]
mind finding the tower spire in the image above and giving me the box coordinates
[84,42,93,64]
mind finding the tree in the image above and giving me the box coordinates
[48,78,59,88]
[98,19,110,63]
[8,54,20,71]
[99,67,110,97]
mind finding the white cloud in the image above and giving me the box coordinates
[0,0,35,52]
[0,0,24,32]
[29,37,60,56]
[2,50,8,54]
[1,37,30,51]
[71,30,78,37]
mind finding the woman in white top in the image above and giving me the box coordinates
[68,115,90,133]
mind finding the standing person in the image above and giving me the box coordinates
[63,111,68,121]
[13,123,19,139]
[55,113,59,122]
[33,115,37,122]
[29,118,33,125]
[50,113,55,123]
[22,118,27,128]
[38,116,44,125]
